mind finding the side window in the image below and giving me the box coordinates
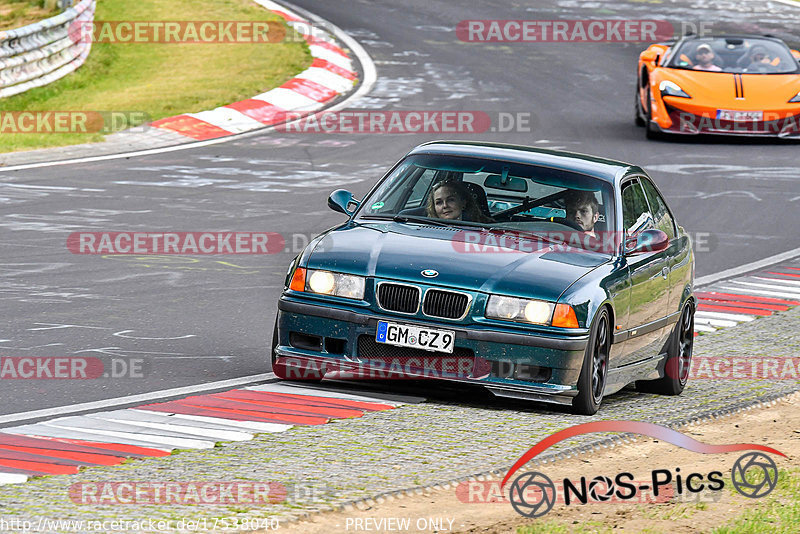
[621,180,653,234]
[640,178,676,239]
[404,169,436,208]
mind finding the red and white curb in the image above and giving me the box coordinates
[694,262,800,334]
[0,383,423,485]
[149,0,357,141]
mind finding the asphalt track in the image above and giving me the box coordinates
[1,0,799,415]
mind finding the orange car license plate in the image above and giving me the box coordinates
[716,110,763,122]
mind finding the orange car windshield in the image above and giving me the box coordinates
[668,38,799,75]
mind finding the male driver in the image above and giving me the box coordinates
[564,190,600,237]
[692,43,722,72]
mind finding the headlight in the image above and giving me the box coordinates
[303,269,365,299]
[789,91,800,103]
[659,80,691,99]
[486,295,554,325]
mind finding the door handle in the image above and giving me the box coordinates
[661,266,669,279]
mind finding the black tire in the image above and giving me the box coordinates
[636,301,694,395]
[644,94,662,140]
[635,89,646,127]
[571,308,611,415]
[270,317,322,382]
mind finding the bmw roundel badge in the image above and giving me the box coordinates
[421,269,439,278]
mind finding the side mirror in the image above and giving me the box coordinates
[640,49,659,64]
[328,189,360,216]
[625,229,669,255]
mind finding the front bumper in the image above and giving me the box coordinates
[656,105,800,137]
[274,297,590,405]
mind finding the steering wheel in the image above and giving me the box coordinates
[548,217,584,232]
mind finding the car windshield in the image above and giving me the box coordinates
[355,153,616,249]
[667,37,800,74]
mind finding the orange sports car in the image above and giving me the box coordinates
[635,35,800,138]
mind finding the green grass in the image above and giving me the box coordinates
[517,520,612,534]
[712,468,800,534]
[0,0,312,152]
[0,0,60,30]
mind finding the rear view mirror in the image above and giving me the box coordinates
[625,229,669,255]
[484,174,528,192]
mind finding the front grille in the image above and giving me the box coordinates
[377,283,420,314]
[357,335,474,360]
[423,289,469,319]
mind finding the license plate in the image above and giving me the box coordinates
[716,110,763,122]
[376,321,455,353]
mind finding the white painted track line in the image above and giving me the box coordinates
[254,87,321,111]
[694,317,738,328]
[188,107,267,133]
[246,383,425,405]
[0,474,28,485]
[728,281,800,296]
[45,415,221,444]
[0,373,276,426]
[716,285,800,299]
[5,425,173,450]
[43,424,215,449]
[308,45,352,69]
[86,412,252,442]
[122,410,262,434]
[296,67,353,92]
[695,246,800,286]
[751,276,800,287]
[694,324,717,333]
[158,412,292,433]
[695,311,756,322]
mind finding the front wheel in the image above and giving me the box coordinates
[571,308,610,415]
[636,301,694,395]
[634,89,646,127]
[644,92,669,140]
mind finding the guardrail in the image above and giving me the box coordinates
[0,0,95,99]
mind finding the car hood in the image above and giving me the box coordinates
[306,222,610,302]
[660,69,800,110]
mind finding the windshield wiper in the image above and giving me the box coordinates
[360,214,484,228]
[391,215,450,226]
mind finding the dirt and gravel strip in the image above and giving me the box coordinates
[0,306,798,532]
[280,391,800,534]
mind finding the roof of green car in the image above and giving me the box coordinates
[409,141,639,183]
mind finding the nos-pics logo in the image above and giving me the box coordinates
[501,421,783,518]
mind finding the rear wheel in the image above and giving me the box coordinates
[571,308,610,415]
[636,301,694,395]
